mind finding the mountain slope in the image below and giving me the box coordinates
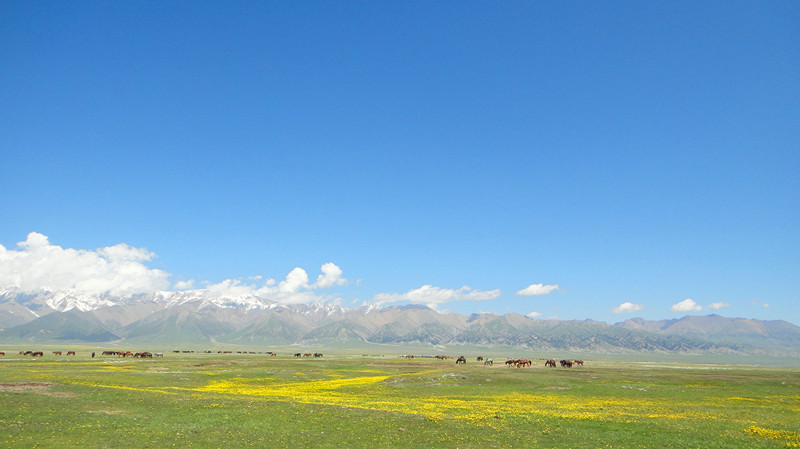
[1,290,799,356]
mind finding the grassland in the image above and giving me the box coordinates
[1,347,798,448]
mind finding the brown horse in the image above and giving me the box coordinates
[516,359,531,367]
[32,351,44,357]
[455,356,467,364]
[67,351,76,356]
[53,351,62,355]
[544,359,556,367]
[574,360,584,366]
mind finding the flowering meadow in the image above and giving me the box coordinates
[1,349,798,448]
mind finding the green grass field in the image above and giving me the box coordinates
[1,348,798,448]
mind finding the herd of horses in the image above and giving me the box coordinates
[402,354,585,367]
[2,350,584,368]
[100,350,160,358]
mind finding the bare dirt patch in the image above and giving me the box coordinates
[0,382,55,392]
[0,382,79,397]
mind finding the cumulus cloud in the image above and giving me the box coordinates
[173,279,195,290]
[671,298,702,312]
[707,302,730,310]
[0,232,169,296]
[0,233,349,306]
[193,263,348,305]
[372,285,502,306]
[313,262,347,288]
[516,283,559,296]
[612,302,645,314]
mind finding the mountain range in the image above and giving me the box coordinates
[1,288,799,357]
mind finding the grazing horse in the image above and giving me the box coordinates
[0,352,5,356]
[53,351,62,355]
[506,359,519,366]
[545,359,557,367]
[484,358,493,366]
[455,356,467,364]
[294,353,302,357]
[32,351,43,357]
[574,360,584,366]
[477,356,484,362]
[66,351,76,356]
[516,359,531,367]
[313,353,323,357]
[435,355,448,360]
[560,359,573,368]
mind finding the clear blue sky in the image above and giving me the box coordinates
[2,2,798,324]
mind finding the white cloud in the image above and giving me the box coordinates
[527,311,543,318]
[194,263,347,305]
[516,283,559,296]
[312,262,347,288]
[0,234,347,306]
[671,298,702,312]
[0,232,169,296]
[174,279,195,290]
[279,267,310,293]
[612,302,645,314]
[372,284,502,306]
[707,302,730,310]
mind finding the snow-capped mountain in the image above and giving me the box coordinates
[1,289,799,358]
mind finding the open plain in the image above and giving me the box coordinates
[1,348,798,448]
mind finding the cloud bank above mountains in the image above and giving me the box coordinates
[1,233,559,309]
[2,232,730,318]
[0,232,170,296]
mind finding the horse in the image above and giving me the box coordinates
[574,360,584,366]
[435,355,448,360]
[484,358,493,366]
[516,359,531,367]
[314,353,323,357]
[66,351,76,356]
[477,356,484,362]
[506,359,519,366]
[303,353,312,357]
[31,351,43,357]
[455,356,467,364]
[0,352,5,356]
[544,359,556,367]
[560,359,573,368]
[53,351,62,355]
[294,353,302,357]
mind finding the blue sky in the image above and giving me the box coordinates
[2,2,798,324]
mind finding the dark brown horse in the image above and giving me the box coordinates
[544,359,556,367]
[455,356,467,364]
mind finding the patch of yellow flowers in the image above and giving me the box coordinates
[190,373,715,426]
